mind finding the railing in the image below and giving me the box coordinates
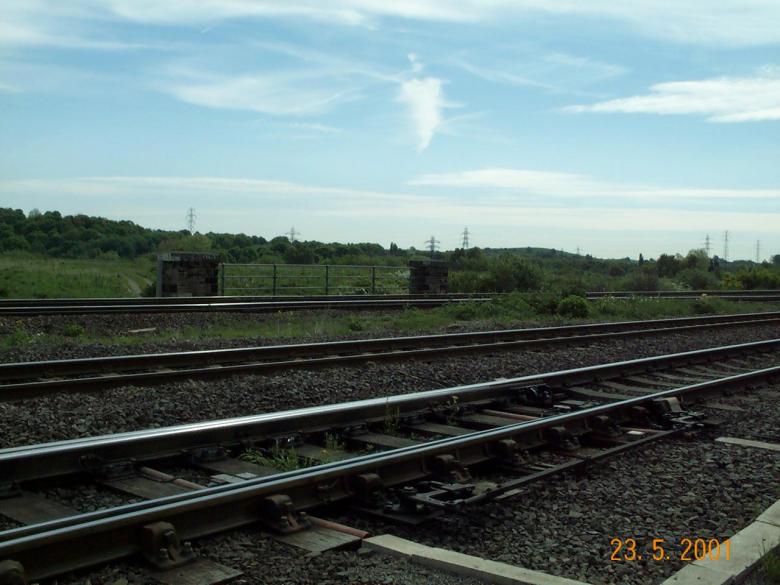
[220,263,409,296]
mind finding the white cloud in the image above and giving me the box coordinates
[160,67,361,116]
[410,168,780,199]
[4,1,779,48]
[566,70,780,122]
[398,77,446,151]
[99,1,780,46]
[287,122,343,133]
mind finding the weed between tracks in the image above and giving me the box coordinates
[241,445,309,472]
[2,294,777,349]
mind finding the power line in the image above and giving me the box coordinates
[286,227,299,243]
[461,227,470,250]
[723,230,729,261]
[424,235,440,258]
[185,207,196,234]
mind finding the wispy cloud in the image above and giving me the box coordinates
[89,1,780,46]
[565,69,780,122]
[397,54,451,151]
[454,51,626,94]
[5,1,777,49]
[288,122,343,133]
[410,168,780,199]
[159,66,362,116]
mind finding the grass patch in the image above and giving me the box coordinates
[4,293,777,350]
[240,445,308,472]
[0,253,154,299]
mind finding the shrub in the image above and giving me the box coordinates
[676,268,719,290]
[483,256,544,293]
[692,296,724,315]
[63,324,86,337]
[556,295,589,318]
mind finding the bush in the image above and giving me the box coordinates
[141,281,156,297]
[733,268,780,289]
[556,295,589,318]
[692,296,724,315]
[482,256,544,293]
[620,269,659,291]
[676,268,718,290]
[63,324,85,337]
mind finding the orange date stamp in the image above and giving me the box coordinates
[610,537,731,561]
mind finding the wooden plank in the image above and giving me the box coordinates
[152,559,242,585]
[459,413,519,427]
[407,422,472,436]
[196,458,277,477]
[623,376,680,388]
[704,403,745,412]
[566,386,632,401]
[653,372,709,383]
[101,476,192,499]
[350,433,419,449]
[297,443,351,462]
[0,492,77,525]
[599,381,656,394]
[275,524,361,553]
[715,437,780,452]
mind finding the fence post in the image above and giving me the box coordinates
[371,267,376,294]
[325,265,330,296]
[220,263,225,296]
[272,264,277,296]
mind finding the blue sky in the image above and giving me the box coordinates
[0,1,778,259]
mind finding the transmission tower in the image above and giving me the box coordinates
[186,207,196,234]
[576,246,581,256]
[461,227,470,249]
[756,240,761,263]
[286,227,299,243]
[704,234,711,256]
[424,236,440,258]
[723,231,729,261]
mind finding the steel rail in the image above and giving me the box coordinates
[3,337,779,484]
[2,310,778,381]
[586,290,780,299]
[0,297,488,316]
[3,314,780,401]
[0,293,487,308]
[2,358,779,579]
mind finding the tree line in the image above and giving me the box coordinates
[1,207,779,291]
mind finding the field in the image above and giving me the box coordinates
[0,253,155,299]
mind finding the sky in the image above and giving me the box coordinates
[0,1,778,259]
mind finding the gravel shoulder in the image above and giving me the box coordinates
[3,321,780,585]
[2,323,779,448]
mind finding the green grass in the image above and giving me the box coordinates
[2,290,778,350]
[240,446,307,472]
[0,253,155,299]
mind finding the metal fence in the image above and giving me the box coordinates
[220,263,410,296]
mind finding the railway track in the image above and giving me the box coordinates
[3,311,780,401]
[0,294,489,316]
[1,289,778,317]
[1,338,779,582]
[586,289,780,301]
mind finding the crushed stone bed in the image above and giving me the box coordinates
[2,323,779,448]
[3,323,779,585]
